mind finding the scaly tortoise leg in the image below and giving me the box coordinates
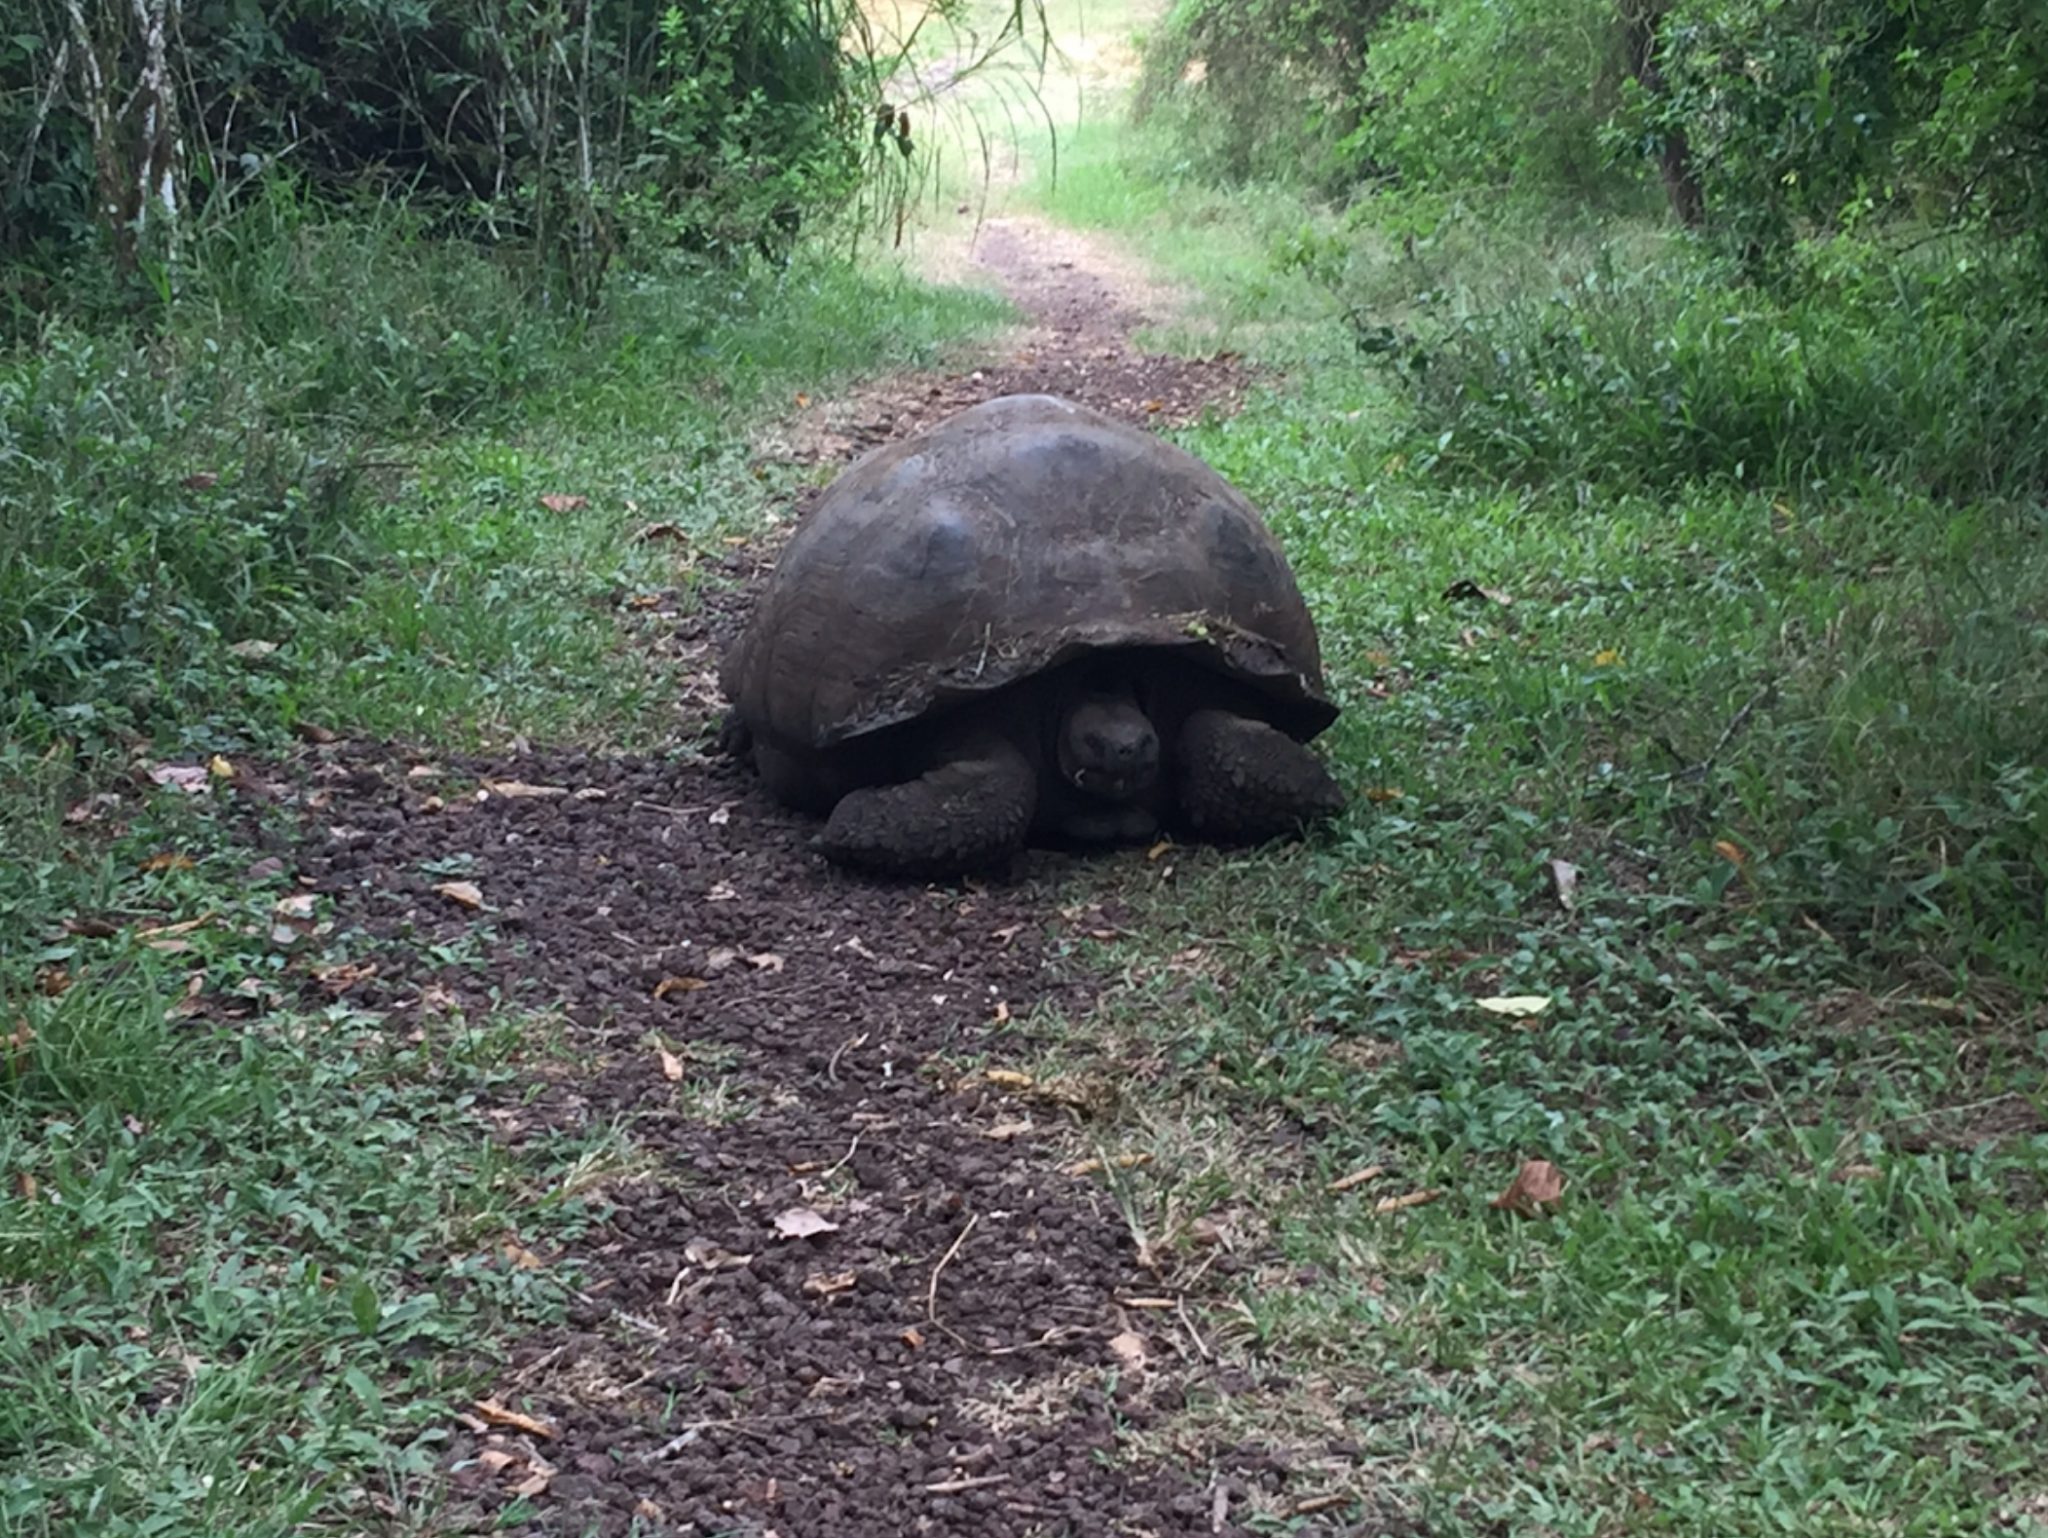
[1174,709,1344,843]
[814,732,1038,878]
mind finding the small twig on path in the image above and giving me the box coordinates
[1290,1493,1354,1517]
[925,1473,1010,1494]
[819,1134,862,1180]
[927,1213,980,1337]
[826,1031,870,1084]
[632,801,706,818]
[1178,1297,1212,1362]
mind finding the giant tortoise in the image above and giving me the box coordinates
[717,393,1344,876]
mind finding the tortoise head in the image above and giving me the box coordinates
[1054,665,1160,802]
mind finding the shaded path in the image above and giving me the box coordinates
[291,219,1290,1535]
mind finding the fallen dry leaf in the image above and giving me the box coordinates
[1146,839,1172,861]
[65,793,122,824]
[146,764,211,794]
[900,1326,925,1349]
[1142,398,1165,413]
[37,967,72,997]
[475,1449,519,1475]
[991,924,1023,945]
[140,851,196,873]
[1548,858,1580,912]
[181,470,219,490]
[1373,1189,1444,1215]
[16,1171,36,1201]
[502,1237,545,1270]
[772,1206,840,1240]
[982,1120,1035,1141]
[656,1044,685,1082]
[653,975,708,1000]
[1364,786,1405,802]
[683,1236,754,1270]
[1476,994,1552,1019]
[481,780,569,800]
[1713,839,1747,867]
[631,522,688,544]
[1063,1153,1153,1177]
[706,882,739,902]
[1593,648,1622,666]
[64,915,122,938]
[472,1399,556,1439]
[1107,1331,1148,1370]
[508,1471,550,1499]
[1327,1164,1387,1194]
[1833,1163,1883,1183]
[538,493,588,513]
[745,952,786,973]
[990,999,1011,1025]
[434,880,485,911]
[4,1019,35,1074]
[294,721,340,744]
[310,960,377,995]
[802,1270,857,1298]
[207,754,233,780]
[795,391,812,407]
[1490,1158,1567,1216]
[984,1068,1034,1091]
[137,915,214,939]
[634,1499,664,1521]
[228,638,279,660]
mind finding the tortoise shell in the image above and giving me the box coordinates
[719,394,1336,760]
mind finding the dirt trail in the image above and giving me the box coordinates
[290,220,1296,1535]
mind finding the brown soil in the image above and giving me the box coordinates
[279,219,1322,1534]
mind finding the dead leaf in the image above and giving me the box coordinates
[900,1326,925,1348]
[1364,786,1405,803]
[654,975,708,1000]
[1107,1331,1148,1370]
[794,392,812,408]
[1188,1216,1228,1247]
[631,522,688,544]
[64,915,122,938]
[984,1069,1034,1091]
[243,855,286,881]
[990,999,1011,1024]
[65,793,122,824]
[146,764,210,794]
[1373,1189,1443,1215]
[227,639,278,660]
[4,1019,35,1074]
[1146,839,1172,861]
[502,1237,545,1270]
[772,1207,840,1240]
[434,880,486,911]
[1833,1163,1883,1183]
[745,952,786,973]
[16,1171,36,1201]
[1490,1158,1567,1216]
[270,892,319,946]
[991,924,1024,945]
[1476,994,1552,1019]
[508,1471,550,1499]
[656,1044,685,1082]
[683,1237,754,1270]
[1442,578,1514,606]
[634,1499,664,1521]
[475,1449,519,1474]
[802,1270,857,1297]
[406,764,440,781]
[140,851,195,873]
[145,938,195,954]
[983,1121,1035,1141]
[706,882,739,902]
[1548,858,1580,912]
[36,967,70,997]
[1063,1153,1152,1177]
[538,493,588,513]
[137,915,213,939]
[181,470,219,490]
[294,722,340,745]
[311,960,377,995]
[481,780,569,800]
[1713,839,1747,867]
[1327,1164,1386,1194]
[472,1399,556,1439]
[1141,398,1165,413]
[1593,648,1622,666]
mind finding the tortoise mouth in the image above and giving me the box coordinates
[1066,763,1158,801]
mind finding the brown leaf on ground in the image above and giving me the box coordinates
[476,1449,519,1474]
[990,999,1011,1024]
[501,1237,545,1270]
[508,1471,550,1498]
[539,493,588,513]
[1107,1331,1148,1371]
[481,780,570,800]
[654,975,708,1000]
[140,852,196,872]
[631,522,688,544]
[294,721,340,745]
[182,471,220,490]
[984,1068,1034,1090]
[1063,1153,1152,1177]
[146,764,211,794]
[1490,1159,1567,1216]
[772,1206,840,1240]
[16,1171,36,1201]
[656,1044,685,1082]
[227,638,279,660]
[311,960,378,995]
[65,793,122,824]
[434,880,485,911]
[684,1237,754,1270]
[745,952,786,973]
[36,967,71,997]
[8,1019,41,1071]
[138,915,214,939]
[1373,1189,1443,1215]
[900,1326,925,1348]
[802,1269,857,1298]
[472,1399,556,1439]
[1713,839,1747,867]
[1327,1164,1386,1193]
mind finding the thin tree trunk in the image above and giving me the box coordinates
[1620,0,1705,228]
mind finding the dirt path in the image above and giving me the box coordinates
[292,219,1289,1535]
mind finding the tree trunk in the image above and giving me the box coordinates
[1620,0,1706,228]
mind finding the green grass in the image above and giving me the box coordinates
[1008,116,2048,1537]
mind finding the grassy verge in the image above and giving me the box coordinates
[1007,121,2048,1535]
[1,191,1011,1534]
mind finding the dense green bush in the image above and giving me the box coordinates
[1361,234,2048,497]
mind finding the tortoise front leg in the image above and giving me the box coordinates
[1174,709,1344,843]
[814,732,1038,878]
